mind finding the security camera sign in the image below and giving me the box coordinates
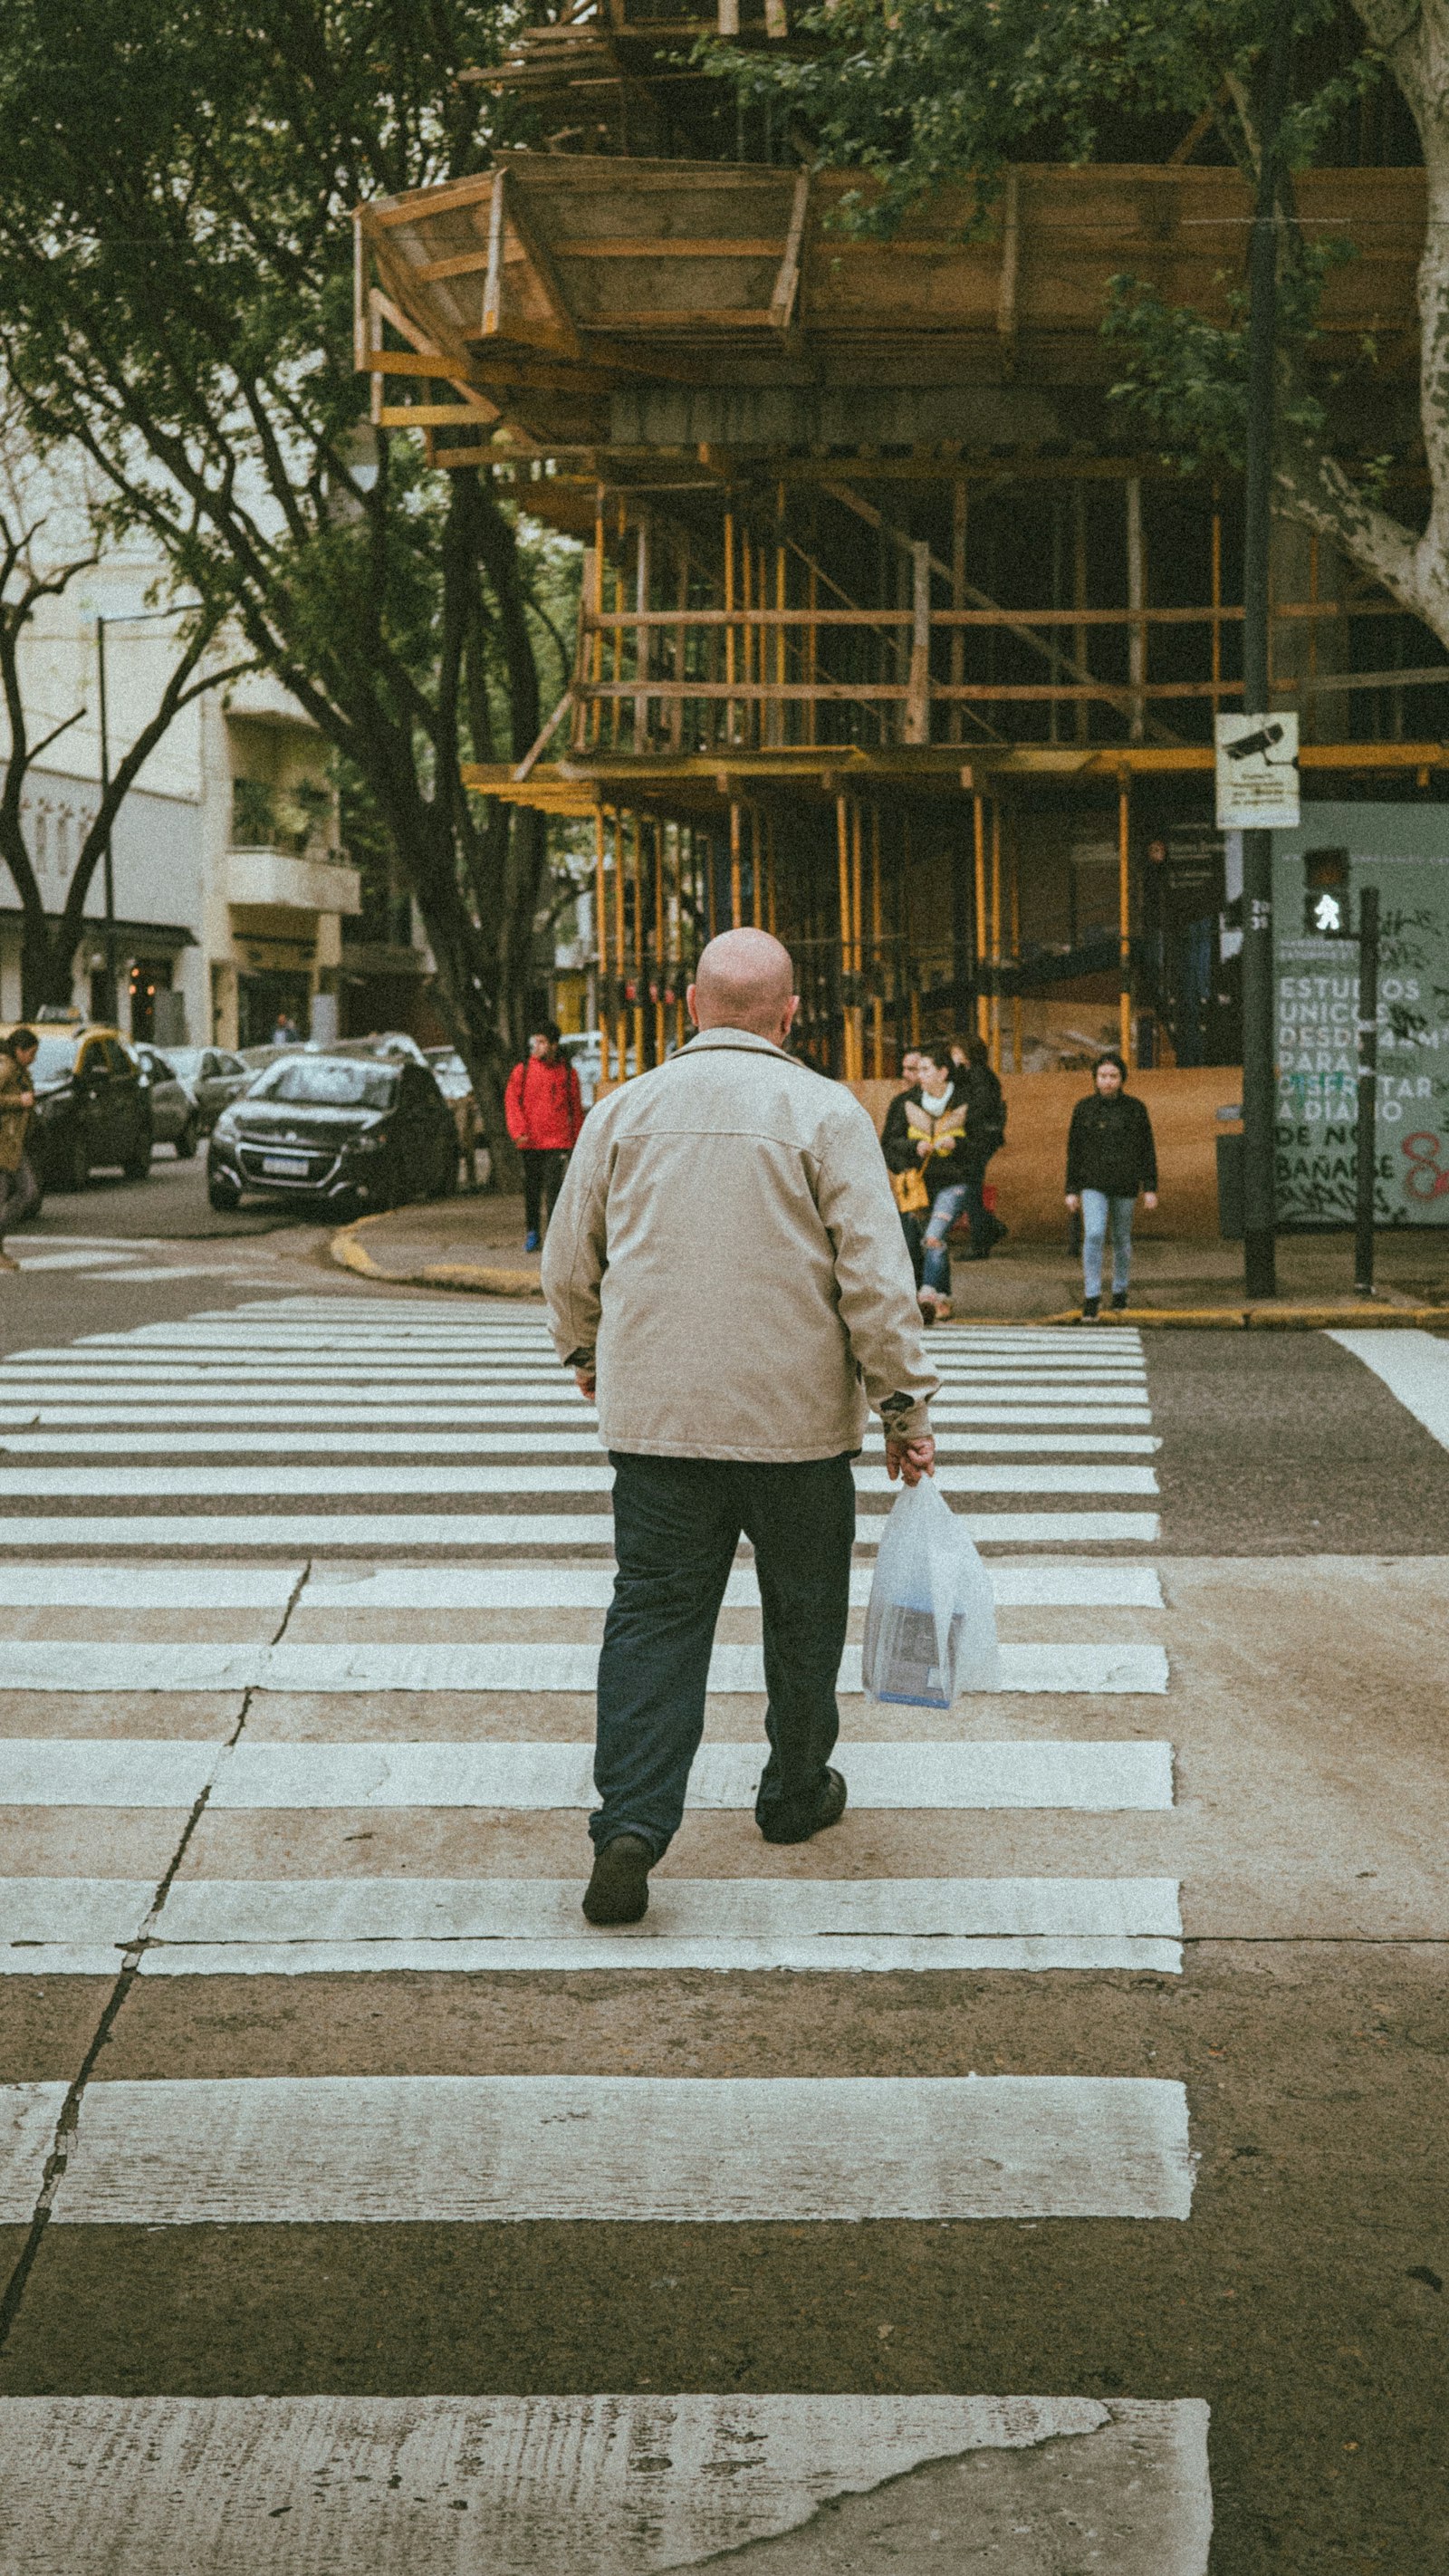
[1215,711,1300,829]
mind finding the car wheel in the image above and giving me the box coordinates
[436,1134,458,1197]
[173,1117,199,1160]
[122,1132,152,1181]
[207,1177,242,1213]
[62,1129,90,1192]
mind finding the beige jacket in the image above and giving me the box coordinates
[0,1053,34,1175]
[542,1028,938,1462]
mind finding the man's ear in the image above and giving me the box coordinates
[686,983,700,1030]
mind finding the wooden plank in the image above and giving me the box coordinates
[996,167,1021,374]
[905,540,931,745]
[371,173,494,227]
[771,170,811,331]
[513,689,580,782]
[414,248,494,284]
[579,307,778,329]
[352,211,370,372]
[553,239,789,258]
[504,179,587,360]
[377,403,503,428]
[482,171,506,338]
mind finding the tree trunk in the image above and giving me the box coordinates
[20,915,81,1020]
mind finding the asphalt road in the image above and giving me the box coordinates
[0,1275,1444,2571]
[21,1141,320,1241]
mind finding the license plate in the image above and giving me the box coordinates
[261,1154,310,1177]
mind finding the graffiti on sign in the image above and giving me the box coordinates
[1273,840,1449,1226]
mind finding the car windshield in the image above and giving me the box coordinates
[29,1036,79,1082]
[249,1057,397,1110]
[167,1049,203,1080]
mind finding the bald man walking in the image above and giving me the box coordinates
[542,928,938,1927]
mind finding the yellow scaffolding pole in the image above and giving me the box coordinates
[989,799,1003,1074]
[972,792,988,1045]
[1118,774,1134,1066]
[594,804,609,1089]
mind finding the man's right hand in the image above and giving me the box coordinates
[1065,1193,1080,1214]
[574,1365,597,1399]
[886,1433,936,1486]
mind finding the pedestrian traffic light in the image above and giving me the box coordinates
[1303,847,1350,937]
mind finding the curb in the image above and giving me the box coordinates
[330,1213,543,1299]
[945,1304,1444,1330]
[328,1217,1444,1327]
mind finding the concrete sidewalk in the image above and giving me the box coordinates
[332,1192,1449,1324]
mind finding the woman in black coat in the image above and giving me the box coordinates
[1064,1053,1158,1319]
[881,1045,979,1319]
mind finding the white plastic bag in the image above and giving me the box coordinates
[861,1475,1001,1707]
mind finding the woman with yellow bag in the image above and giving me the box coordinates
[879,1044,975,1322]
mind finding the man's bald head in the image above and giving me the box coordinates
[688,928,799,1043]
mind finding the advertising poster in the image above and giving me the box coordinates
[1272,805,1449,1226]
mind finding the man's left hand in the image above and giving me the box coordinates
[1143,1191,1158,1211]
[886,1433,936,1485]
[574,1366,597,1400]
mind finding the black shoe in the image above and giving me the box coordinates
[1111,1290,1129,1312]
[1081,1295,1100,1322]
[756,1766,848,1847]
[582,1833,654,1925]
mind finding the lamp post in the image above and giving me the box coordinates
[1238,0,1295,1301]
[93,604,188,1024]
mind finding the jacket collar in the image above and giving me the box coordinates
[684,1026,794,1060]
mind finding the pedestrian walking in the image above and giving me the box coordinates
[271,1011,299,1047]
[505,1021,584,1252]
[879,1043,982,1321]
[1065,1052,1158,1319]
[542,928,938,1927]
[950,1034,1009,1258]
[0,1027,41,1274]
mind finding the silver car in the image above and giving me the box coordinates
[165,1045,253,1135]
[135,1045,201,1158]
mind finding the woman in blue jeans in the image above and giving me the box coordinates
[880,1044,983,1321]
[1064,1052,1158,1319]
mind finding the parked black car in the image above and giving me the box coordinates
[206,1046,458,1213]
[18,1024,152,1190]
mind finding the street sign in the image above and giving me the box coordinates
[1215,712,1300,829]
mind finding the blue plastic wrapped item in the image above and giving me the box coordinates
[861,1475,1001,1707]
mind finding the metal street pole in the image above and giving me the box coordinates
[1353,885,1380,1295]
[95,615,118,1024]
[1240,0,1294,1301]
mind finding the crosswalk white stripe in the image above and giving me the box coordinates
[0,1872,1184,1975]
[0,1428,1162,1459]
[149,1873,1184,1942]
[130,1935,1184,1975]
[0,1558,1165,1609]
[0,1460,1160,1495]
[0,1509,1162,1548]
[0,1738,1174,1810]
[0,1401,1156,1428]
[23,2073,1195,2222]
[0,2393,1212,2573]
[0,1639,1169,1695]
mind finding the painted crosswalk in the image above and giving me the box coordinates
[0,2394,1214,2569]
[0,1293,1206,2567]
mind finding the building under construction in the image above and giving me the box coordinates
[355,5,1439,1103]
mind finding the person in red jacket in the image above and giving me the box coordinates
[505,1021,584,1250]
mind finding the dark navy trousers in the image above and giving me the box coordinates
[592,1449,856,1857]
